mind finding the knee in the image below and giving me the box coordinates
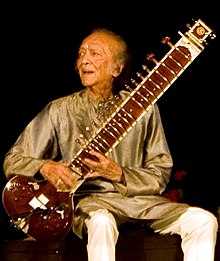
[206,212,218,232]
[199,209,217,228]
[86,209,118,233]
[90,209,114,223]
[189,207,218,231]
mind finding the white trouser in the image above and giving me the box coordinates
[155,207,218,261]
[85,207,218,261]
[85,209,119,261]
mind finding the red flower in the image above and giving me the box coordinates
[164,189,179,202]
[163,169,188,202]
[174,170,188,181]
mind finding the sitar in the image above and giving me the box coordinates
[2,18,215,241]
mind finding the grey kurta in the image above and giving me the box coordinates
[3,88,189,239]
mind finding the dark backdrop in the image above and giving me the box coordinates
[1,2,219,226]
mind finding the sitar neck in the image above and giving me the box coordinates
[70,18,215,179]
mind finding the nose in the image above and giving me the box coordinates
[80,51,91,65]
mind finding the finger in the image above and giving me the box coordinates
[88,150,105,161]
[84,157,99,168]
[84,171,100,179]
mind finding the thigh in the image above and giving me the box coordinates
[151,206,216,236]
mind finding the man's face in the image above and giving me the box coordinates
[77,33,118,90]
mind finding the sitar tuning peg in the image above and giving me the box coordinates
[142,64,151,73]
[136,72,145,80]
[187,18,196,28]
[79,134,88,145]
[146,53,158,65]
[186,23,191,29]
[131,78,139,87]
[75,134,88,147]
[91,120,99,129]
[125,84,133,92]
[75,138,82,146]
[210,33,216,40]
[86,126,94,136]
[161,36,173,48]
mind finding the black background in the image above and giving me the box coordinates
[1,2,219,225]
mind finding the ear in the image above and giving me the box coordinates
[112,63,124,77]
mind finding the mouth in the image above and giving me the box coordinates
[82,69,94,75]
[80,70,95,84]
[80,69,95,81]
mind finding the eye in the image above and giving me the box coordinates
[78,50,85,58]
[90,49,101,57]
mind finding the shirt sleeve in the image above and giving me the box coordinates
[113,104,173,197]
[3,103,59,179]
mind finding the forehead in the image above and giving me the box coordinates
[80,32,117,52]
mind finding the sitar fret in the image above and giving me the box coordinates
[112,117,128,132]
[158,63,176,79]
[114,112,133,127]
[96,135,111,150]
[132,92,151,109]
[108,121,124,136]
[141,81,163,99]
[89,141,106,154]
[105,125,121,140]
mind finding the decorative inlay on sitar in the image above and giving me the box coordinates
[2,18,216,241]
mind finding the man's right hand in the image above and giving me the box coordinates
[39,160,77,191]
